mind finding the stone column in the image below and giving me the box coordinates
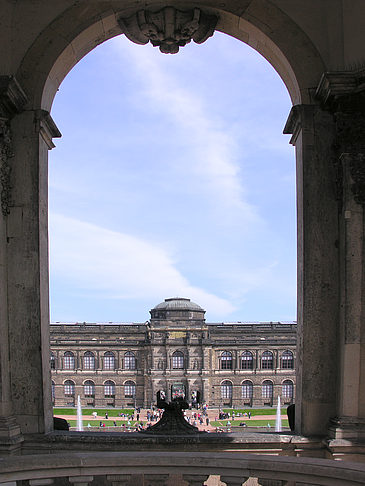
[329,150,365,439]
[315,73,365,442]
[284,104,339,436]
[0,76,60,445]
[202,378,209,404]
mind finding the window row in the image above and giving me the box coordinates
[219,350,294,370]
[54,380,136,399]
[51,351,136,371]
[51,349,295,371]
[220,379,294,399]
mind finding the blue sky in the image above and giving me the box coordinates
[49,31,296,323]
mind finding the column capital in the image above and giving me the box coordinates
[315,68,365,113]
[35,109,62,150]
[283,104,316,145]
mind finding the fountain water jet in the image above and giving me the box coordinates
[76,395,84,431]
[275,395,282,432]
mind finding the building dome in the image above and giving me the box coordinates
[150,298,205,321]
[153,297,204,312]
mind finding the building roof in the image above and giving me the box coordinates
[152,297,205,312]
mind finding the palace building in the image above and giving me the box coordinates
[50,297,296,409]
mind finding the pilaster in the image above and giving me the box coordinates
[0,76,28,453]
[1,78,60,439]
[316,71,365,443]
[284,103,339,436]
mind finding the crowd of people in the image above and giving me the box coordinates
[69,403,262,432]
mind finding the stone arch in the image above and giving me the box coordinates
[14,1,325,112]
[1,1,344,440]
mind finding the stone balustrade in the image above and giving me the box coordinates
[1,452,365,485]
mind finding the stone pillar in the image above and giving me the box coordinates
[284,104,339,436]
[329,148,365,439]
[202,378,209,404]
[315,73,365,442]
[8,107,60,434]
[0,76,60,446]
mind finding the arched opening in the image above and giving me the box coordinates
[7,1,338,440]
[221,380,233,406]
[242,380,253,407]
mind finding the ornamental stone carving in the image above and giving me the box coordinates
[118,7,218,54]
[0,118,13,216]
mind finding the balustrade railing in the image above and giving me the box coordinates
[1,451,365,485]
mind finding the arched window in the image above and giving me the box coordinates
[124,351,136,370]
[221,380,233,399]
[124,380,136,398]
[51,380,55,402]
[261,351,273,370]
[104,380,115,398]
[221,351,233,370]
[172,351,184,369]
[281,350,294,369]
[241,351,253,370]
[262,380,273,399]
[104,351,115,370]
[63,351,75,370]
[64,380,75,396]
[83,351,95,370]
[282,379,294,399]
[242,380,253,399]
[50,352,56,370]
[84,380,95,397]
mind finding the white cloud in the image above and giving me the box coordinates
[49,214,235,317]
[116,40,258,220]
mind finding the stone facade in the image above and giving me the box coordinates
[50,298,296,409]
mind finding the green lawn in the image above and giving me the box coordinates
[223,408,287,416]
[212,419,289,427]
[53,408,134,416]
[68,419,139,427]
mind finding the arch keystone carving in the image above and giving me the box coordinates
[118,7,218,54]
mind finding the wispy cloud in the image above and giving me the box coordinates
[116,40,258,220]
[49,214,235,317]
